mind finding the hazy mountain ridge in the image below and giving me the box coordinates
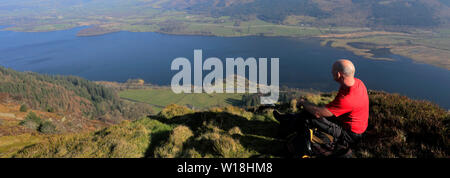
[155,0,450,28]
[1,0,449,29]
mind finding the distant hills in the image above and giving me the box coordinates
[1,0,449,30]
[156,0,450,28]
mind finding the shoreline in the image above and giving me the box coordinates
[3,24,448,71]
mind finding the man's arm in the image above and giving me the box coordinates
[298,99,334,118]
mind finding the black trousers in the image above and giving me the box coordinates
[277,111,362,148]
[286,111,362,147]
[311,116,362,148]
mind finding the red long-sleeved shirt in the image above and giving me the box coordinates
[326,78,369,134]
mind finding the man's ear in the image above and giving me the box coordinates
[337,71,343,80]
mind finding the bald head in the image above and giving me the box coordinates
[333,59,355,77]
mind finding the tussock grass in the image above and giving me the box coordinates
[14,119,172,158]
[154,125,193,158]
[150,105,283,158]
[354,91,449,158]
[159,104,193,119]
[0,134,43,158]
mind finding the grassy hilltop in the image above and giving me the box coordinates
[0,68,448,158]
[5,92,450,158]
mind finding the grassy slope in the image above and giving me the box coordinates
[9,91,449,158]
[13,119,172,158]
[119,88,243,113]
[0,134,43,158]
[0,67,153,127]
[13,105,282,158]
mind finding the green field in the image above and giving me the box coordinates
[119,88,243,113]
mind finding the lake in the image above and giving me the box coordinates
[0,27,449,109]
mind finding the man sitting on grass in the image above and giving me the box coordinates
[301,59,369,154]
[275,59,369,157]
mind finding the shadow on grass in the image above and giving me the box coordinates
[145,111,286,157]
[153,112,279,138]
[233,134,286,157]
[144,129,172,158]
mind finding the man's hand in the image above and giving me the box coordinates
[298,98,306,105]
[297,97,308,107]
[297,97,334,118]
